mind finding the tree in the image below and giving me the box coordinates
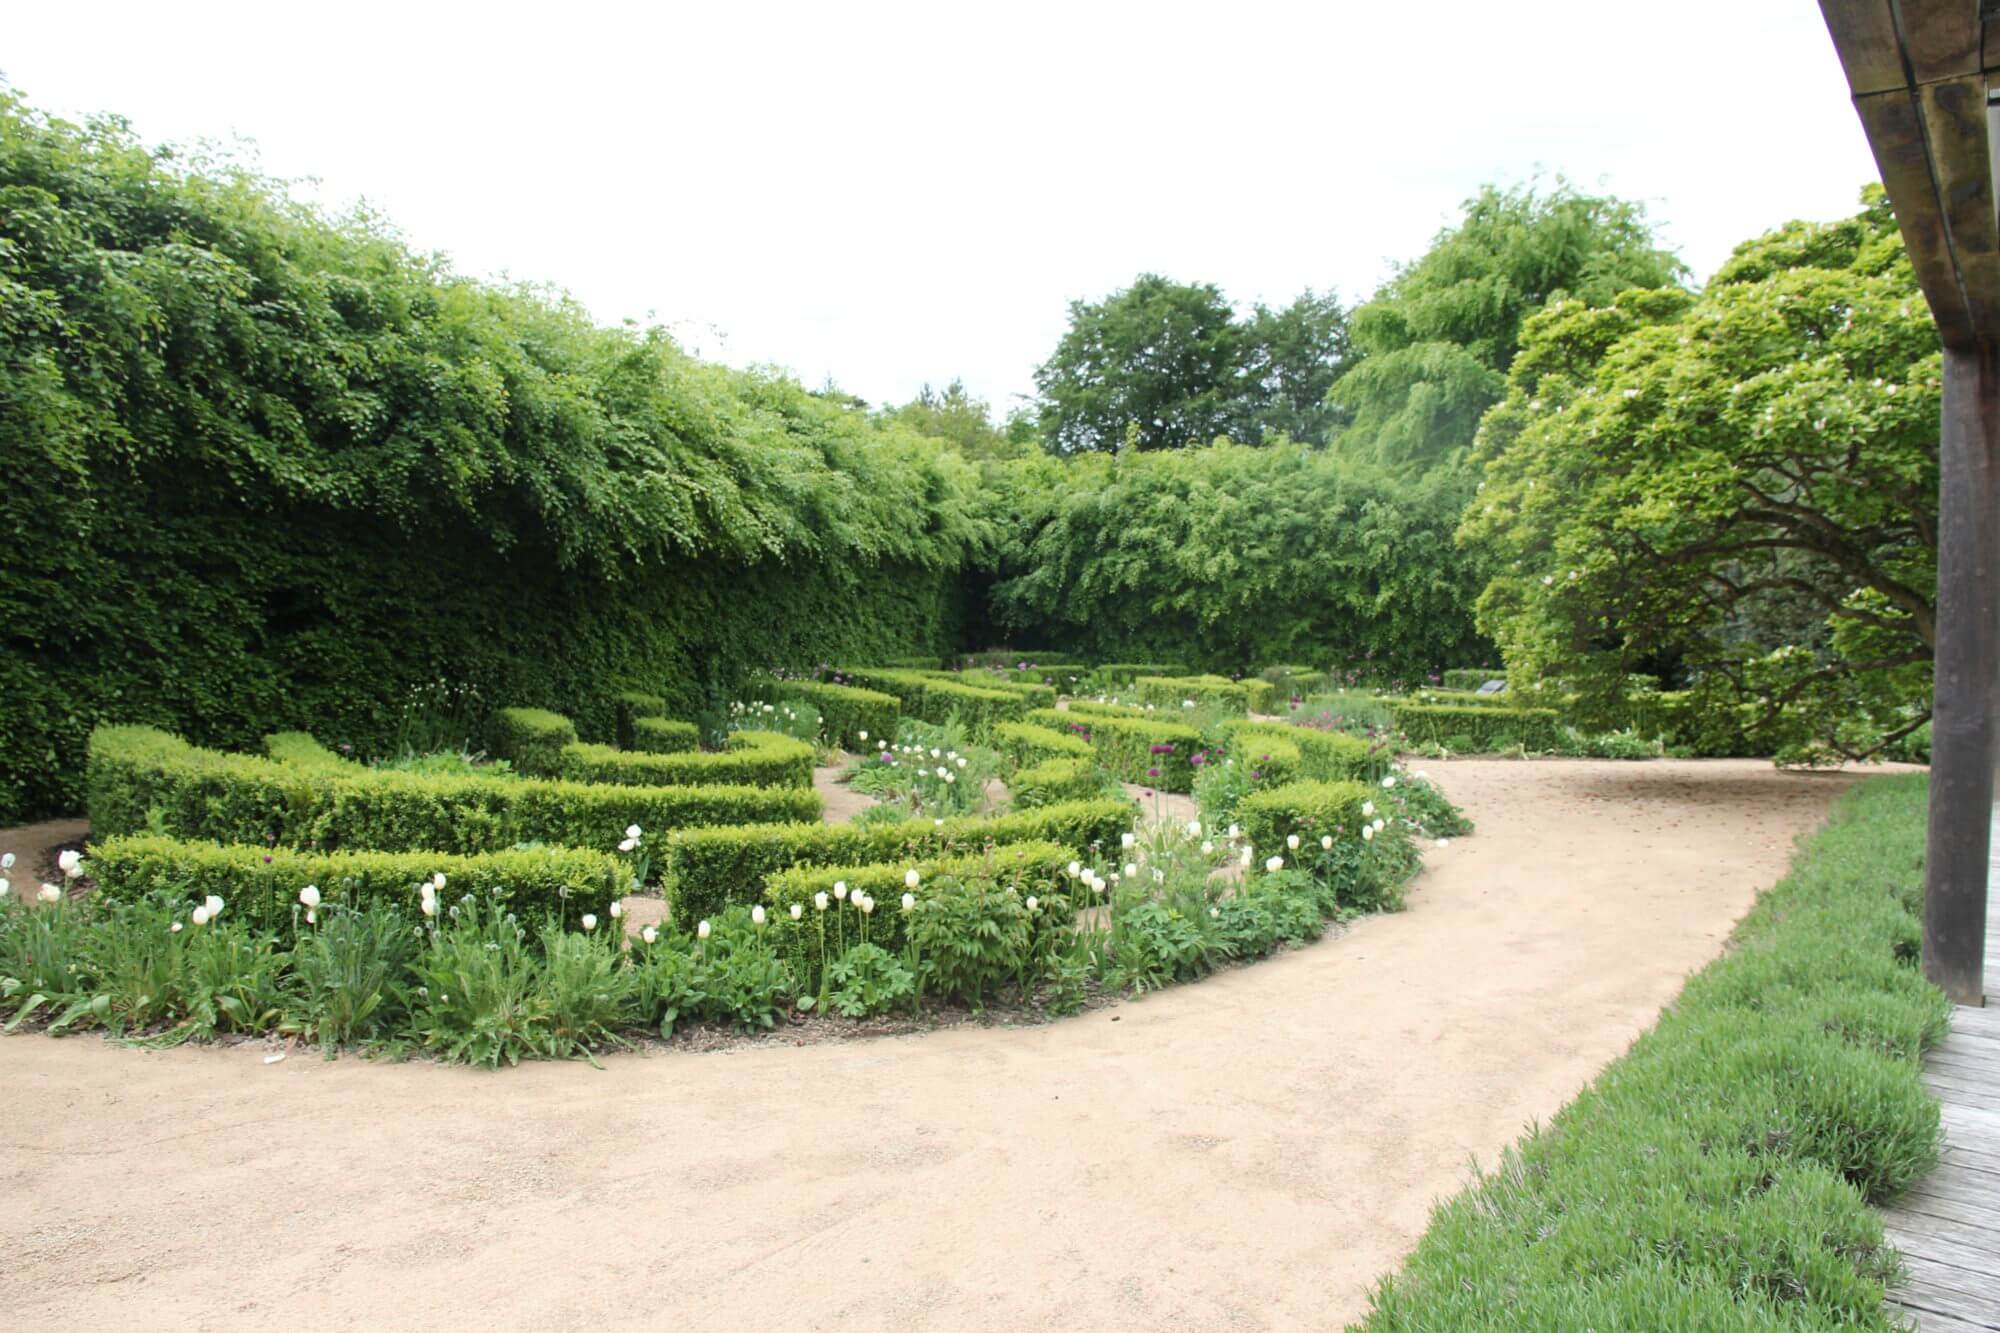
[1459,188,1937,760]
[881,379,1032,461]
[1032,275,1351,454]
[1334,181,1686,470]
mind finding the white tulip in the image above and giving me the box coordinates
[618,838,638,853]
[859,896,875,915]
[625,824,643,840]
[1361,801,1375,817]
[1120,832,1135,849]
[610,900,625,919]
[1200,841,1214,855]
[858,730,868,740]
[306,910,317,924]
[901,892,916,911]
[641,925,659,944]
[1227,824,1241,839]
[1266,856,1284,873]
[582,913,599,932]
[834,881,849,900]
[1286,834,1299,851]
[790,902,804,920]
[955,756,968,769]
[170,920,183,932]
[1067,861,1081,878]
[189,903,209,923]
[1186,820,1202,836]
[1437,838,1452,849]
[0,878,8,898]
[0,852,12,869]
[944,772,956,784]
[751,905,767,926]
[930,748,941,758]
[1362,826,1376,842]
[877,739,888,750]
[1123,863,1137,879]
[1240,847,1253,866]
[697,919,711,940]
[1382,776,1397,789]
[1374,819,1386,833]
[1322,835,1334,850]
[936,766,949,779]
[904,868,921,889]
[204,895,225,918]
[432,873,447,890]
[299,884,321,908]
[1026,896,1040,911]
[58,849,82,877]
[422,898,437,916]
[814,892,829,911]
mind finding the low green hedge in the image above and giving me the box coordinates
[959,650,1079,669]
[1390,702,1565,752]
[1094,663,1189,684]
[1238,779,1372,855]
[88,834,618,931]
[1440,668,1505,691]
[487,708,579,776]
[263,731,354,769]
[1009,756,1104,808]
[1025,707,1199,793]
[826,668,1028,733]
[614,691,668,750]
[660,795,1131,926]
[1134,674,1276,714]
[760,840,1074,954]
[759,678,899,750]
[992,720,1093,766]
[1358,776,1945,1328]
[922,670,1059,710]
[556,730,815,789]
[1063,699,1158,721]
[1219,719,1382,783]
[89,725,819,858]
[631,716,701,753]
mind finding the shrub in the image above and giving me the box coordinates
[287,902,416,1048]
[1220,719,1381,783]
[631,716,700,754]
[556,730,815,789]
[614,692,668,750]
[758,679,899,750]
[1010,757,1105,808]
[486,708,580,777]
[1358,775,1946,1329]
[992,720,1093,766]
[1094,663,1190,684]
[89,725,819,855]
[1440,667,1504,691]
[1390,702,1564,751]
[1134,674,1255,714]
[907,874,1031,1010]
[828,668,1028,733]
[921,669,1059,710]
[1024,707,1199,793]
[263,732,354,769]
[1237,779,1373,855]
[88,834,619,931]
[663,796,1129,926]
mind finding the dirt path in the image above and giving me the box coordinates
[0,759,1901,1330]
[814,755,878,824]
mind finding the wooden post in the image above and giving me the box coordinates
[1924,342,2000,1006]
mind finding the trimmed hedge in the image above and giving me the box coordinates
[760,840,1074,954]
[1025,707,1199,793]
[1391,702,1564,751]
[89,725,819,857]
[1009,757,1104,809]
[88,834,619,931]
[660,796,1132,926]
[1134,674,1276,714]
[487,708,580,777]
[1440,668,1505,691]
[1238,779,1373,855]
[959,650,1080,669]
[632,716,701,753]
[614,692,668,750]
[992,720,1093,766]
[1219,719,1382,783]
[556,730,815,789]
[759,678,899,751]
[922,670,1059,710]
[263,731,355,769]
[1063,699,1159,721]
[825,668,1028,732]
[1359,776,1945,1328]
[1094,663,1189,684]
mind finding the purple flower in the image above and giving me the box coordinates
[263,855,273,864]
[1146,767,1160,777]
[1149,743,1176,754]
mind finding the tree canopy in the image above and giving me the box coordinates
[1459,187,1937,759]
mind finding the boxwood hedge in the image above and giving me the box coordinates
[756,678,900,750]
[556,729,815,789]
[1390,702,1565,751]
[487,708,581,777]
[1237,779,1373,854]
[759,839,1074,955]
[1024,707,1199,793]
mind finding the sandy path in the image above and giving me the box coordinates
[0,759,1895,1330]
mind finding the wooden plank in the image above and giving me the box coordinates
[1900,1,1984,83]
[1954,1005,2000,1040]
[1819,0,1908,93]
[1854,89,1981,348]
[1890,1252,2000,1328]
[1919,76,2000,342]
[1894,1183,2000,1235]
[1887,1209,2000,1272]
[1924,1069,2000,1110]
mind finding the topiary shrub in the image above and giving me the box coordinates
[759,839,1073,956]
[1009,756,1105,808]
[756,679,899,751]
[486,708,579,777]
[631,717,701,753]
[614,692,668,750]
[992,720,1094,766]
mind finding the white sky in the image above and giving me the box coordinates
[6,1,1881,415]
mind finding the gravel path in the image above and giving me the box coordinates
[0,758,1904,1330]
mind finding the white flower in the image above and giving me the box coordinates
[790,902,804,920]
[1286,834,1300,851]
[1362,826,1376,842]
[1437,838,1452,849]
[1227,824,1241,839]
[1239,848,1253,867]
[1266,856,1284,873]
[1210,907,1220,919]
[1123,863,1137,879]
[858,731,868,741]
[1025,895,1040,912]
[0,852,12,870]
[170,920,183,932]
[299,884,321,908]
[955,756,967,769]
[618,838,638,853]
[1186,820,1202,836]
[582,913,599,932]
[904,868,921,889]
[1067,861,1081,878]
[422,898,437,917]
[204,895,224,918]
[936,766,949,779]
[1362,801,1375,817]
[944,772,956,784]
[751,905,766,926]
[641,925,659,944]
[1381,776,1397,789]
[930,748,941,759]
[1200,841,1214,855]
[834,881,849,901]
[1322,835,1334,850]
[625,824,643,840]
[1374,818,1386,833]
[814,892,829,912]
[432,872,447,891]
[57,849,82,877]
[610,900,625,919]
[901,892,915,912]
[189,902,209,923]
[306,910,317,924]
[877,739,888,750]
[858,895,875,916]
[1120,832,1136,850]
[697,919,711,940]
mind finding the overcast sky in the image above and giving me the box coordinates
[6,2,1881,415]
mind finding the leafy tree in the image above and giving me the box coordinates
[1033,276,1351,454]
[1335,181,1686,469]
[881,379,1032,461]
[1459,188,1936,760]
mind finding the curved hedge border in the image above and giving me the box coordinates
[632,716,701,753]
[1358,776,1945,1327]
[919,670,1059,710]
[993,721,1093,766]
[557,729,815,790]
[827,668,1028,732]
[1010,757,1104,809]
[756,678,899,751]
[760,839,1073,955]
[1218,719,1382,784]
[263,732,355,770]
[1390,702,1564,751]
[1238,779,1373,853]
[88,725,819,857]
[1095,663,1190,685]
[89,835,618,931]
[1025,707,1199,793]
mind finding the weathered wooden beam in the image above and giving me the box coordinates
[1919,76,2000,336]
[1855,87,1983,346]
[1820,0,1908,93]
[1924,342,1999,1008]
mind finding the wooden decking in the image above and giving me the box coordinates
[1881,815,2000,1332]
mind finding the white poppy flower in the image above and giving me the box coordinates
[1266,856,1284,873]
[299,884,321,908]
[751,905,767,926]
[790,903,804,920]
[641,925,659,944]
[904,868,921,889]
[625,824,643,840]
[901,892,915,912]
[814,892,829,911]
[610,900,625,919]
[582,914,598,932]
[190,902,209,923]
[697,919,711,940]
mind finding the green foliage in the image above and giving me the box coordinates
[1335,179,1685,469]
[89,834,619,931]
[1034,275,1351,454]
[824,669,1028,733]
[613,693,668,749]
[987,445,1489,676]
[557,729,816,789]
[1220,718,1381,783]
[1008,757,1107,809]
[0,93,986,822]
[486,708,579,778]
[1389,702,1564,752]
[880,379,1034,462]
[991,720,1093,766]
[825,942,916,1017]
[1237,779,1372,856]
[88,725,817,855]
[1359,776,1944,1329]
[263,731,355,769]
[756,679,899,751]
[1024,707,1199,793]
[630,717,700,753]
[286,902,415,1049]
[918,669,1059,710]
[907,874,1031,1009]
[1440,668,1503,690]
[1461,188,1937,760]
